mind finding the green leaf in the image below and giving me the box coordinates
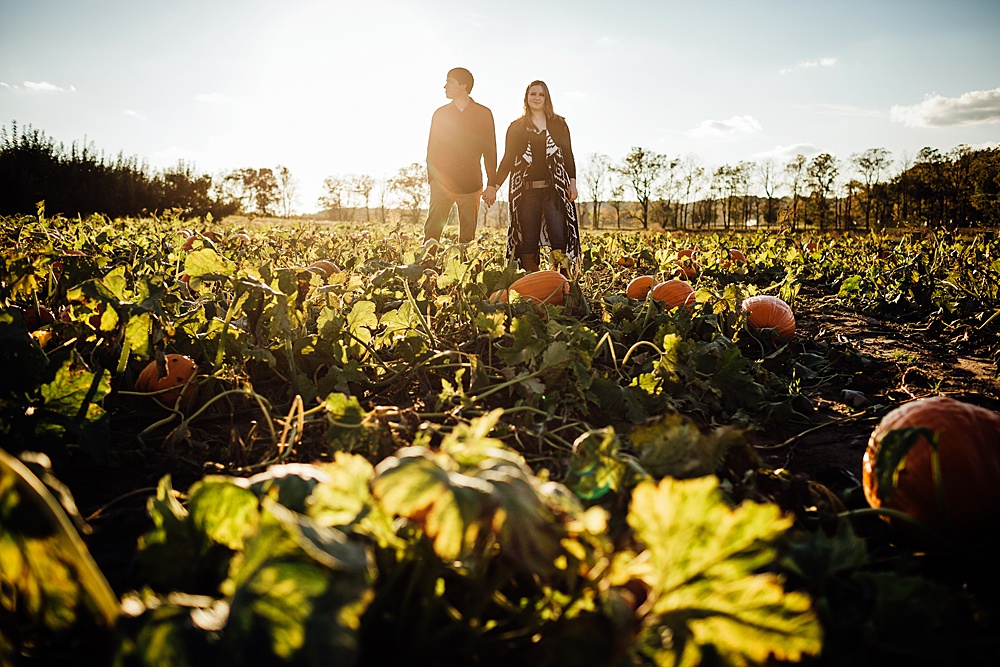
[0,448,119,643]
[124,311,153,359]
[346,300,377,346]
[629,412,742,479]
[39,357,111,422]
[870,426,937,503]
[371,448,488,562]
[626,476,822,666]
[184,248,236,288]
[222,500,372,663]
[187,476,259,552]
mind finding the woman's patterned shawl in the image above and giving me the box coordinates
[505,124,581,270]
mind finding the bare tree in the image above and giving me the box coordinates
[581,152,610,230]
[613,146,669,229]
[389,162,428,225]
[850,147,892,230]
[784,155,807,230]
[375,176,390,224]
[609,179,625,229]
[807,153,840,230]
[678,154,704,229]
[275,165,298,217]
[319,175,351,220]
[351,174,376,222]
[224,167,279,216]
[755,158,779,228]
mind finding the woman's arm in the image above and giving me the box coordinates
[493,122,521,189]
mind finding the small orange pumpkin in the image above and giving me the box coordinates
[625,275,655,300]
[135,354,199,407]
[650,279,694,309]
[495,270,569,306]
[741,295,795,339]
[308,260,341,277]
[677,248,696,259]
[21,305,56,329]
[617,256,636,268]
[729,249,746,263]
[673,257,699,280]
[862,396,1000,541]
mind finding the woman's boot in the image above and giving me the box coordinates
[518,253,540,272]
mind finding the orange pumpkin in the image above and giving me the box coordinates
[617,256,636,267]
[802,242,817,253]
[677,248,696,259]
[729,249,746,263]
[494,270,569,306]
[673,257,699,280]
[862,396,1000,541]
[135,354,199,407]
[626,275,655,300]
[651,279,694,309]
[741,295,795,339]
[21,304,56,329]
[308,260,341,277]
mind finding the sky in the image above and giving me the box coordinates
[2,0,999,214]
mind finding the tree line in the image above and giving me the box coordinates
[0,123,304,220]
[4,120,997,230]
[577,144,1000,232]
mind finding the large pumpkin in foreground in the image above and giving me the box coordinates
[862,395,1000,541]
[651,279,694,309]
[491,270,569,306]
[740,295,795,339]
[625,275,655,300]
[136,354,199,408]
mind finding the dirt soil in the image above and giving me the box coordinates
[56,297,1000,596]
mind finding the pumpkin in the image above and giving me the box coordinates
[21,304,56,329]
[308,260,341,277]
[617,256,636,267]
[729,249,746,263]
[672,258,699,280]
[677,248,696,259]
[802,242,817,253]
[651,279,694,309]
[135,354,199,407]
[862,396,1000,541]
[229,232,251,245]
[494,270,569,305]
[741,295,795,339]
[626,275,655,300]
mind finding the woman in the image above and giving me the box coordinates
[491,80,580,273]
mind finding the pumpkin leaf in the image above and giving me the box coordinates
[870,426,938,503]
[626,476,822,667]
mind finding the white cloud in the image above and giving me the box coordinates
[890,88,1000,127]
[123,109,145,120]
[752,143,821,163]
[688,115,762,138]
[195,93,235,104]
[780,57,837,75]
[151,146,199,166]
[0,80,76,92]
[808,103,884,118]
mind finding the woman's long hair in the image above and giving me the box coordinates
[521,80,555,131]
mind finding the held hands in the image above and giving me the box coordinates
[482,185,497,207]
[568,181,578,203]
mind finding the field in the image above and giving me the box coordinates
[2,212,1000,666]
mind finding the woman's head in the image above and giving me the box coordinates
[523,80,554,121]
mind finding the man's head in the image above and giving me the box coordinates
[444,67,474,99]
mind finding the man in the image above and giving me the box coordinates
[424,67,498,246]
